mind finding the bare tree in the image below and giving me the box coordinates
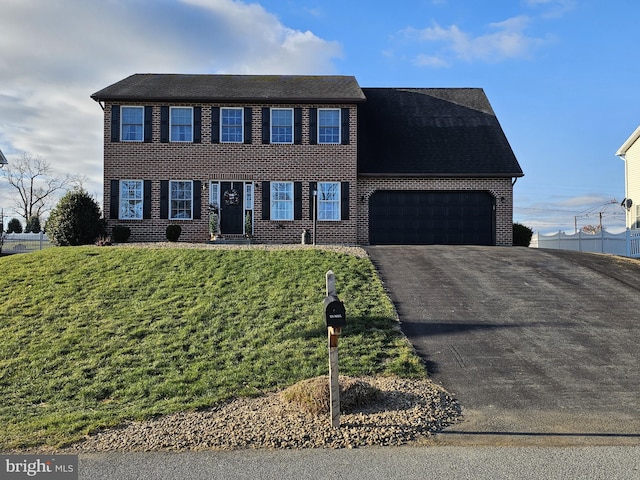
[1,153,73,222]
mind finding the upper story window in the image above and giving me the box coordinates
[271,108,293,144]
[121,107,144,142]
[317,182,340,220]
[221,108,244,143]
[170,107,193,142]
[170,180,193,219]
[119,180,143,219]
[318,109,341,144]
[270,181,293,220]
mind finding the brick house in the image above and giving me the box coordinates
[91,74,523,245]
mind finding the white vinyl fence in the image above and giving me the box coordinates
[530,229,640,258]
[0,232,52,254]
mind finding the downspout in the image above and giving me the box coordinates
[93,98,105,111]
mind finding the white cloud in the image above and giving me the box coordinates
[0,0,341,218]
[524,0,577,18]
[413,54,450,68]
[402,15,550,66]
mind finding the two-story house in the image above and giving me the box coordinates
[616,125,640,229]
[91,74,523,245]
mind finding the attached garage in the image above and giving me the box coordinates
[369,190,495,245]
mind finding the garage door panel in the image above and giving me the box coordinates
[369,190,495,245]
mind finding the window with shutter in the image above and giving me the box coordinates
[270,109,293,144]
[221,107,244,143]
[317,182,340,221]
[169,180,193,219]
[121,107,144,142]
[318,109,340,144]
[119,180,144,219]
[170,107,193,142]
[270,182,294,220]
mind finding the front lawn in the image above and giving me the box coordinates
[0,246,424,449]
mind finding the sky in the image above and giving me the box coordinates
[1,0,638,234]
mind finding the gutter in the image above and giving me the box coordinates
[358,172,525,179]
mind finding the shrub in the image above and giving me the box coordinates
[111,225,131,243]
[7,218,23,234]
[25,216,41,233]
[513,223,533,247]
[281,376,380,416]
[166,224,182,242]
[245,211,252,237]
[95,235,112,246]
[46,189,104,246]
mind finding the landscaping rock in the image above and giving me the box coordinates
[65,376,461,452]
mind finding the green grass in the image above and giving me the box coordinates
[0,246,425,449]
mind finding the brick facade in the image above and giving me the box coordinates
[103,102,358,244]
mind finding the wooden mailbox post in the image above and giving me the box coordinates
[324,270,346,428]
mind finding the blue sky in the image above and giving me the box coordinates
[1,0,638,233]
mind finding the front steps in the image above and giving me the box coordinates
[206,235,252,245]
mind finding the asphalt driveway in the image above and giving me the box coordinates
[366,246,640,446]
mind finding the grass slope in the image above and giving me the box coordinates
[0,247,424,449]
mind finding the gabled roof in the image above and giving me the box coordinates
[616,125,640,157]
[0,147,7,166]
[358,88,524,178]
[91,74,366,104]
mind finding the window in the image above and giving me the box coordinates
[318,182,340,220]
[210,182,219,210]
[221,108,243,143]
[170,107,193,142]
[271,182,293,220]
[170,180,193,219]
[245,183,254,210]
[318,109,340,144]
[271,109,293,144]
[119,180,143,219]
[121,107,144,142]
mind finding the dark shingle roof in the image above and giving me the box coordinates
[358,88,523,177]
[91,74,366,103]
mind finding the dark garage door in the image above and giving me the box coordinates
[369,190,495,245]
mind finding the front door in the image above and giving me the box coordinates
[220,181,244,234]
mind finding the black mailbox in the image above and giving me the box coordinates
[323,295,346,328]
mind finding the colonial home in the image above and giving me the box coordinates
[91,74,523,245]
[616,125,640,229]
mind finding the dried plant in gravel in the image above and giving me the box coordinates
[281,376,381,415]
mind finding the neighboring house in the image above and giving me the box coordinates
[616,125,640,229]
[91,74,523,245]
[0,147,7,168]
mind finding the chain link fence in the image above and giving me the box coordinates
[0,232,52,255]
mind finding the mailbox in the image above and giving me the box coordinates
[323,295,346,328]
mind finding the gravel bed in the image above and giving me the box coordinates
[65,376,461,452]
